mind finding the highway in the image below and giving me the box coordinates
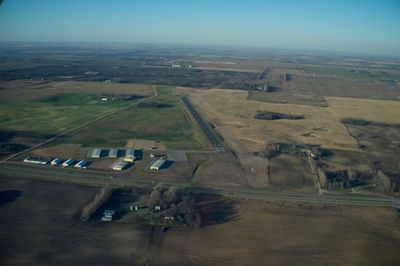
[1,161,399,209]
[180,95,225,152]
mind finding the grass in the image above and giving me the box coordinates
[0,93,136,135]
[59,87,205,150]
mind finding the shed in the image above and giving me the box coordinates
[109,149,118,158]
[50,158,63,165]
[150,159,166,170]
[124,149,136,162]
[112,160,129,171]
[62,159,76,167]
[74,160,89,169]
[91,148,102,158]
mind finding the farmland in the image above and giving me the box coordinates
[58,86,206,150]
[1,43,400,265]
[1,177,399,265]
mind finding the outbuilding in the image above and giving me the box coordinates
[124,149,136,162]
[91,148,102,158]
[112,160,129,171]
[62,159,76,167]
[109,149,118,158]
[50,158,63,165]
[150,159,166,171]
[74,160,89,169]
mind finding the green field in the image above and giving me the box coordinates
[58,87,206,150]
[0,93,138,136]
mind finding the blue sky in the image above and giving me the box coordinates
[0,0,399,56]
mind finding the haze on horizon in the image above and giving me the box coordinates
[0,0,399,56]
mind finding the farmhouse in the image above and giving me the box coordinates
[62,159,76,167]
[91,148,102,158]
[50,158,63,165]
[150,159,166,170]
[112,160,129,171]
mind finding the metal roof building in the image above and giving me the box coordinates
[91,148,102,158]
[62,159,76,167]
[74,160,89,169]
[112,160,129,171]
[150,159,166,170]
[109,149,118,158]
[50,158,63,165]
[124,149,135,162]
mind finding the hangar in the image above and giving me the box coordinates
[150,159,167,170]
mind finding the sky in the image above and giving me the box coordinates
[0,0,399,56]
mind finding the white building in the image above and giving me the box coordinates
[150,159,166,170]
[50,158,63,165]
[74,160,89,169]
[62,159,76,167]
[91,148,102,158]
[112,160,129,171]
[109,149,118,158]
[23,157,48,165]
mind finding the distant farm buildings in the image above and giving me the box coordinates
[112,160,129,171]
[74,160,90,169]
[24,156,91,169]
[91,148,102,158]
[150,159,167,171]
[108,149,118,158]
[124,149,136,162]
[23,157,48,165]
[50,158,63,165]
[62,159,76,167]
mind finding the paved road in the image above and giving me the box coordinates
[180,95,225,152]
[0,86,158,164]
[1,161,399,209]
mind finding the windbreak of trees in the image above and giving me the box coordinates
[147,184,201,227]
[254,110,304,120]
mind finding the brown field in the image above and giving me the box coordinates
[2,177,399,266]
[282,74,400,101]
[0,177,149,266]
[184,88,359,151]
[156,197,400,266]
[247,91,328,107]
[326,97,400,124]
[269,154,315,192]
[180,87,400,190]
[0,80,154,102]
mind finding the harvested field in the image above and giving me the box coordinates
[185,88,358,151]
[0,177,149,266]
[269,154,314,192]
[282,74,400,101]
[1,178,400,265]
[247,91,328,107]
[155,197,400,266]
[326,97,400,124]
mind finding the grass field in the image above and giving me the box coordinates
[0,93,138,135]
[59,87,206,150]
